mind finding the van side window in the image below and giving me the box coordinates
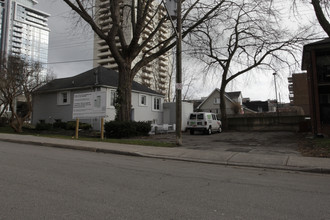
[212,114,216,120]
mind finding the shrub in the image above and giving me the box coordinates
[65,121,77,130]
[53,121,67,129]
[104,121,151,138]
[79,122,92,130]
[0,117,9,127]
[135,121,152,136]
[35,122,52,131]
[65,121,92,130]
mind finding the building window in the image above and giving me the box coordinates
[57,91,70,105]
[153,97,161,111]
[139,94,147,106]
[214,98,220,104]
[320,94,330,104]
[110,90,117,107]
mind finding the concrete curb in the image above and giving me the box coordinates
[0,138,142,157]
[1,136,330,174]
[138,152,330,174]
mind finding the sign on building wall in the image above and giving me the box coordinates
[166,0,177,19]
[72,91,106,119]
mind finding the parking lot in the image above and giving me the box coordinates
[145,131,305,156]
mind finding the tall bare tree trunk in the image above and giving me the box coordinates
[312,0,330,37]
[219,88,228,130]
[117,65,133,122]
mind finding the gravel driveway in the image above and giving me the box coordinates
[146,131,305,156]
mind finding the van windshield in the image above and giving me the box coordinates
[197,114,204,120]
[189,113,204,120]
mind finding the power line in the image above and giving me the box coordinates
[45,58,96,65]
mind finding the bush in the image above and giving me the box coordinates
[65,121,92,130]
[34,121,92,131]
[104,121,151,138]
[53,121,67,129]
[79,123,92,130]
[0,117,9,127]
[134,121,152,135]
[65,121,77,130]
[36,122,52,131]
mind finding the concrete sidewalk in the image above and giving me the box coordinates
[1,133,330,174]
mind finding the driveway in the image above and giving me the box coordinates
[145,131,305,156]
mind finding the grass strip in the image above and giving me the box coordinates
[0,127,175,148]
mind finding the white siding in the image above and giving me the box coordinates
[33,87,164,130]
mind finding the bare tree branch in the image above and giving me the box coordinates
[0,55,47,132]
[62,0,230,121]
[186,0,315,128]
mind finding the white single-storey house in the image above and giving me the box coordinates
[197,89,244,115]
[32,66,165,130]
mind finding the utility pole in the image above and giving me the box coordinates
[273,72,279,122]
[163,0,182,146]
[175,0,182,146]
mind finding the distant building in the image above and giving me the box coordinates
[0,0,50,71]
[197,89,244,115]
[243,100,269,113]
[288,73,310,115]
[93,0,172,97]
[302,38,330,136]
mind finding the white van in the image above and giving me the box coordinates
[186,112,222,135]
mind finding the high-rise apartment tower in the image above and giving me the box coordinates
[0,0,50,69]
[93,0,172,98]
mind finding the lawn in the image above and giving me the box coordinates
[0,126,176,148]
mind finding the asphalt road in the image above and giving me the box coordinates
[1,141,330,220]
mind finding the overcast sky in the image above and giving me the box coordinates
[35,1,322,103]
[35,1,94,78]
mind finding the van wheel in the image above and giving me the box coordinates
[190,130,194,135]
[206,127,212,135]
[218,126,222,133]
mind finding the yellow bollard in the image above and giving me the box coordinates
[75,118,79,139]
[101,118,104,140]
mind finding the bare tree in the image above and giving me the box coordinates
[291,0,330,37]
[187,0,313,128]
[0,55,46,132]
[62,0,227,121]
[311,0,330,36]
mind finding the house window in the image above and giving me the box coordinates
[94,95,101,108]
[139,94,147,106]
[214,98,220,104]
[110,90,117,107]
[57,91,70,105]
[153,97,161,111]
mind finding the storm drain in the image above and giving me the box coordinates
[226,148,252,153]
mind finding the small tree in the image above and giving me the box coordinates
[0,55,46,132]
[232,102,242,115]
